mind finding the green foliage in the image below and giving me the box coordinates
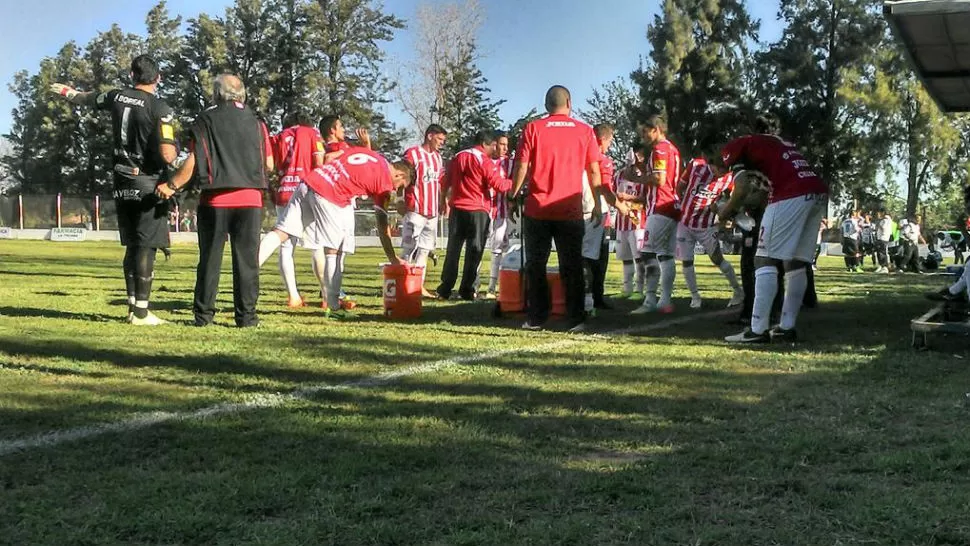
[2,0,407,194]
[577,78,640,166]
[432,42,505,155]
[632,0,759,158]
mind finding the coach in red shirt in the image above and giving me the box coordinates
[512,86,627,332]
[436,130,513,300]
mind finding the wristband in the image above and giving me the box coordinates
[166,180,177,191]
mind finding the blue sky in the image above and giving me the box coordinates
[0,0,783,136]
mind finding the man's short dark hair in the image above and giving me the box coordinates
[425,124,448,138]
[319,114,341,135]
[753,114,780,135]
[284,110,314,129]
[593,123,614,141]
[131,55,160,86]
[392,160,416,187]
[642,115,667,134]
[544,85,571,112]
[474,129,497,146]
[494,131,508,141]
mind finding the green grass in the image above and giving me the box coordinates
[2,240,970,545]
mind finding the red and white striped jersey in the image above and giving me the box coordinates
[645,139,682,219]
[614,176,647,232]
[490,156,513,220]
[403,145,445,218]
[680,160,734,229]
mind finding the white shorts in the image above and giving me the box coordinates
[401,211,437,260]
[488,215,510,254]
[582,218,606,260]
[277,184,356,254]
[643,214,678,257]
[757,194,826,262]
[615,229,644,261]
[676,224,719,261]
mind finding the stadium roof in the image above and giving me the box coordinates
[884,0,970,112]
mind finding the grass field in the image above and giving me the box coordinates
[2,239,970,545]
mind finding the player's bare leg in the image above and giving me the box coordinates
[410,248,436,299]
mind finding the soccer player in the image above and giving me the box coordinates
[841,210,863,272]
[272,111,325,307]
[402,125,448,298]
[436,130,513,300]
[676,156,743,309]
[625,116,682,315]
[320,114,371,161]
[861,212,876,267]
[256,149,415,316]
[483,135,514,299]
[719,117,829,343]
[614,146,649,299]
[582,123,619,313]
[50,55,177,326]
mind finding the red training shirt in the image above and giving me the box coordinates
[445,146,513,213]
[517,114,600,221]
[645,139,681,220]
[303,147,395,209]
[273,125,324,206]
[720,134,828,204]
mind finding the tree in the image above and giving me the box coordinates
[632,0,759,158]
[841,33,969,217]
[433,42,505,153]
[577,78,640,165]
[395,0,484,137]
[757,0,885,203]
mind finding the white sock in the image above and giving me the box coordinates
[752,266,779,335]
[489,253,502,292]
[659,258,676,305]
[635,261,646,293]
[279,238,299,300]
[135,300,149,309]
[644,258,660,301]
[324,254,340,310]
[414,248,430,287]
[719,260,740,290]
[313,249,328,303]
[127,296,136,306]
[683,264,699,296]
[780,268,809,330]
[622,262,634,293]
[334,253,345,302]
[258,231,284,267]
[585,292,594,312]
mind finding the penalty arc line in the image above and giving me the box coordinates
[0,308,734,458]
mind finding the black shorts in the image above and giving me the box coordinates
[842,238,860,256]
[113,175,170,248]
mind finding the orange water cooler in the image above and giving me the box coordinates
[382,264,424,319]
[498,267,565,316]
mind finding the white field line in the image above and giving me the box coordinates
[0,307,734,457]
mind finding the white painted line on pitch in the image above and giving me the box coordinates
[0,308,733,457]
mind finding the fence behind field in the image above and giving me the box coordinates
[0,193,455,238]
